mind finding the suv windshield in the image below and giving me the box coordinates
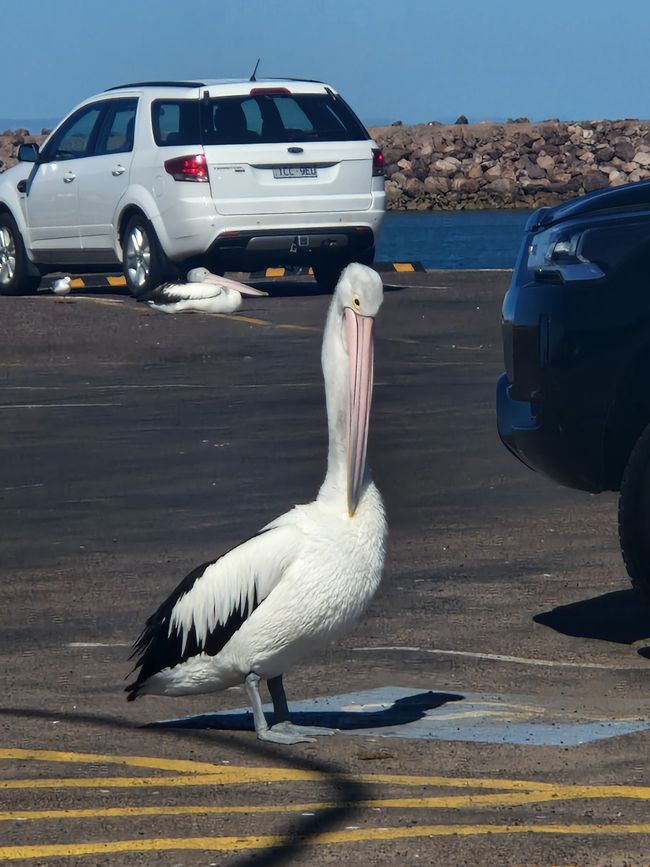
[151,92,368,148]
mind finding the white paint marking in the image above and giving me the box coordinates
[353,646,643,671]
[2,483,45,492]
[67,642,131,648]
[0,403,122,409]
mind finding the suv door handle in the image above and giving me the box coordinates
[112,165,126,176]
[63,172,76,183]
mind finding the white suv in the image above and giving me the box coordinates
[0,79,385,296]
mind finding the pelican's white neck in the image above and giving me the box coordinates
[317,299,370,508]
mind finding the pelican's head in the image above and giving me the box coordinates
[333,263,384,516]
[186,267,213,283]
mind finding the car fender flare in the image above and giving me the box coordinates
[112,185,168,261]
[0,168,38,264]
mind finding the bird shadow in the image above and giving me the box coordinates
[147,689,463,732]
[534,588,650,646]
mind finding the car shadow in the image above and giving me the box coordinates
[147,689,463,732]
[534,588,650,645]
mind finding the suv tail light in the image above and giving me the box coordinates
[164,154,209,182]
[371,147,385,177]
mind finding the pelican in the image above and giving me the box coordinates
[145,267,267,314]
[126,262,386,744]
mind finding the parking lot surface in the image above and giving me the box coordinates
[1,271,649,865]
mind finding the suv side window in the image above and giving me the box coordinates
[94,99,138,155]
[151,100,200,146]
[43,104,104,161]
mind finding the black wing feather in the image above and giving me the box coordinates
[125,541,264,701]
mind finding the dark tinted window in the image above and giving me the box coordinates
[581,220,650,273]
[44,104,104,161]
[152,100,200,146]
[200,93,368,145]
[95,99,138,155]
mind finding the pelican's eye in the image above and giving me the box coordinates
[352,294,361,310]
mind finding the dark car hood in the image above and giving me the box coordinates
[527,179,650,231]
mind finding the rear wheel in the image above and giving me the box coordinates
[618,421,650,606]
[122,214,173,298]
[0,213,40,296]
[312,260,344,292]
[312,247,375,293]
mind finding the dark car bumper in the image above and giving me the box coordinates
[496,372,607,492]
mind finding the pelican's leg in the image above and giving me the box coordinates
[245,673,314,745]
[267,675,338,738]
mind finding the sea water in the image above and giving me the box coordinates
[376,209,532,270]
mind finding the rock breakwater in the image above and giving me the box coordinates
[370,119,650,210]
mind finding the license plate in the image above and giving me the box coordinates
[272,166,317,179]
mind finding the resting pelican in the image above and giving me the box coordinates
[146,267,267,314]
[126,263,386,744]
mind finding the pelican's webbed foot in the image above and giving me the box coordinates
[259,724,316,745]
[271,721,338,737]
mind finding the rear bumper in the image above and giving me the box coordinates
[207,225,376,269]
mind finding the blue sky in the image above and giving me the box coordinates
[5,0,650,127]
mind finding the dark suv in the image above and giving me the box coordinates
[497,179,650,604]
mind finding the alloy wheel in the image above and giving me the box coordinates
[125,224,151,291]
[0,226,16,287]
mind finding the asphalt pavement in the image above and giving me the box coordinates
[1,270,649,866]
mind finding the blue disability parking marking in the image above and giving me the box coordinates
[154,686,650,747]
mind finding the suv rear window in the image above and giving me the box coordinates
[151,92,368,147]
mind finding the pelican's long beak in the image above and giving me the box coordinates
[235,285,269,297]
[345,307,375,517]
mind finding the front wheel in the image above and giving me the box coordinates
[618,421,650,606]
[122,214,173,298]
[0,213,40,296]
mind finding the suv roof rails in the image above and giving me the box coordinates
[105,77,325,93]
[105,81,207,91]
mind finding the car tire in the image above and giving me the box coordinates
[312,259,346,293]
[0,213,41,296]
[312,248,376,293]
[618,421,650,606]
[122,214,173,299]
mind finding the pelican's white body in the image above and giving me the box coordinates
[140,483,386,696]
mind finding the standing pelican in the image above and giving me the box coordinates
[146,267,267,314]
[126,263,386,744]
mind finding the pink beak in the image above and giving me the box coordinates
[201,272,268,296]
[344,307,375,516]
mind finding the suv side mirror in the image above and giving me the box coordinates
[17,142,40,163]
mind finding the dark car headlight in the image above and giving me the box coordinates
[527,219,650,284]
[527,226,605,283]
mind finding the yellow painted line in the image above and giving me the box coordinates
[1,747,552,790]
[3,824,650,860]
[106,275,126,286]
[5,751,650,805]
[218,313,274,327]
[393,262,415,272]
[68,278,85,289]
[276,323,320,333]
[5,784,650,823]
[265,267,285,277]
